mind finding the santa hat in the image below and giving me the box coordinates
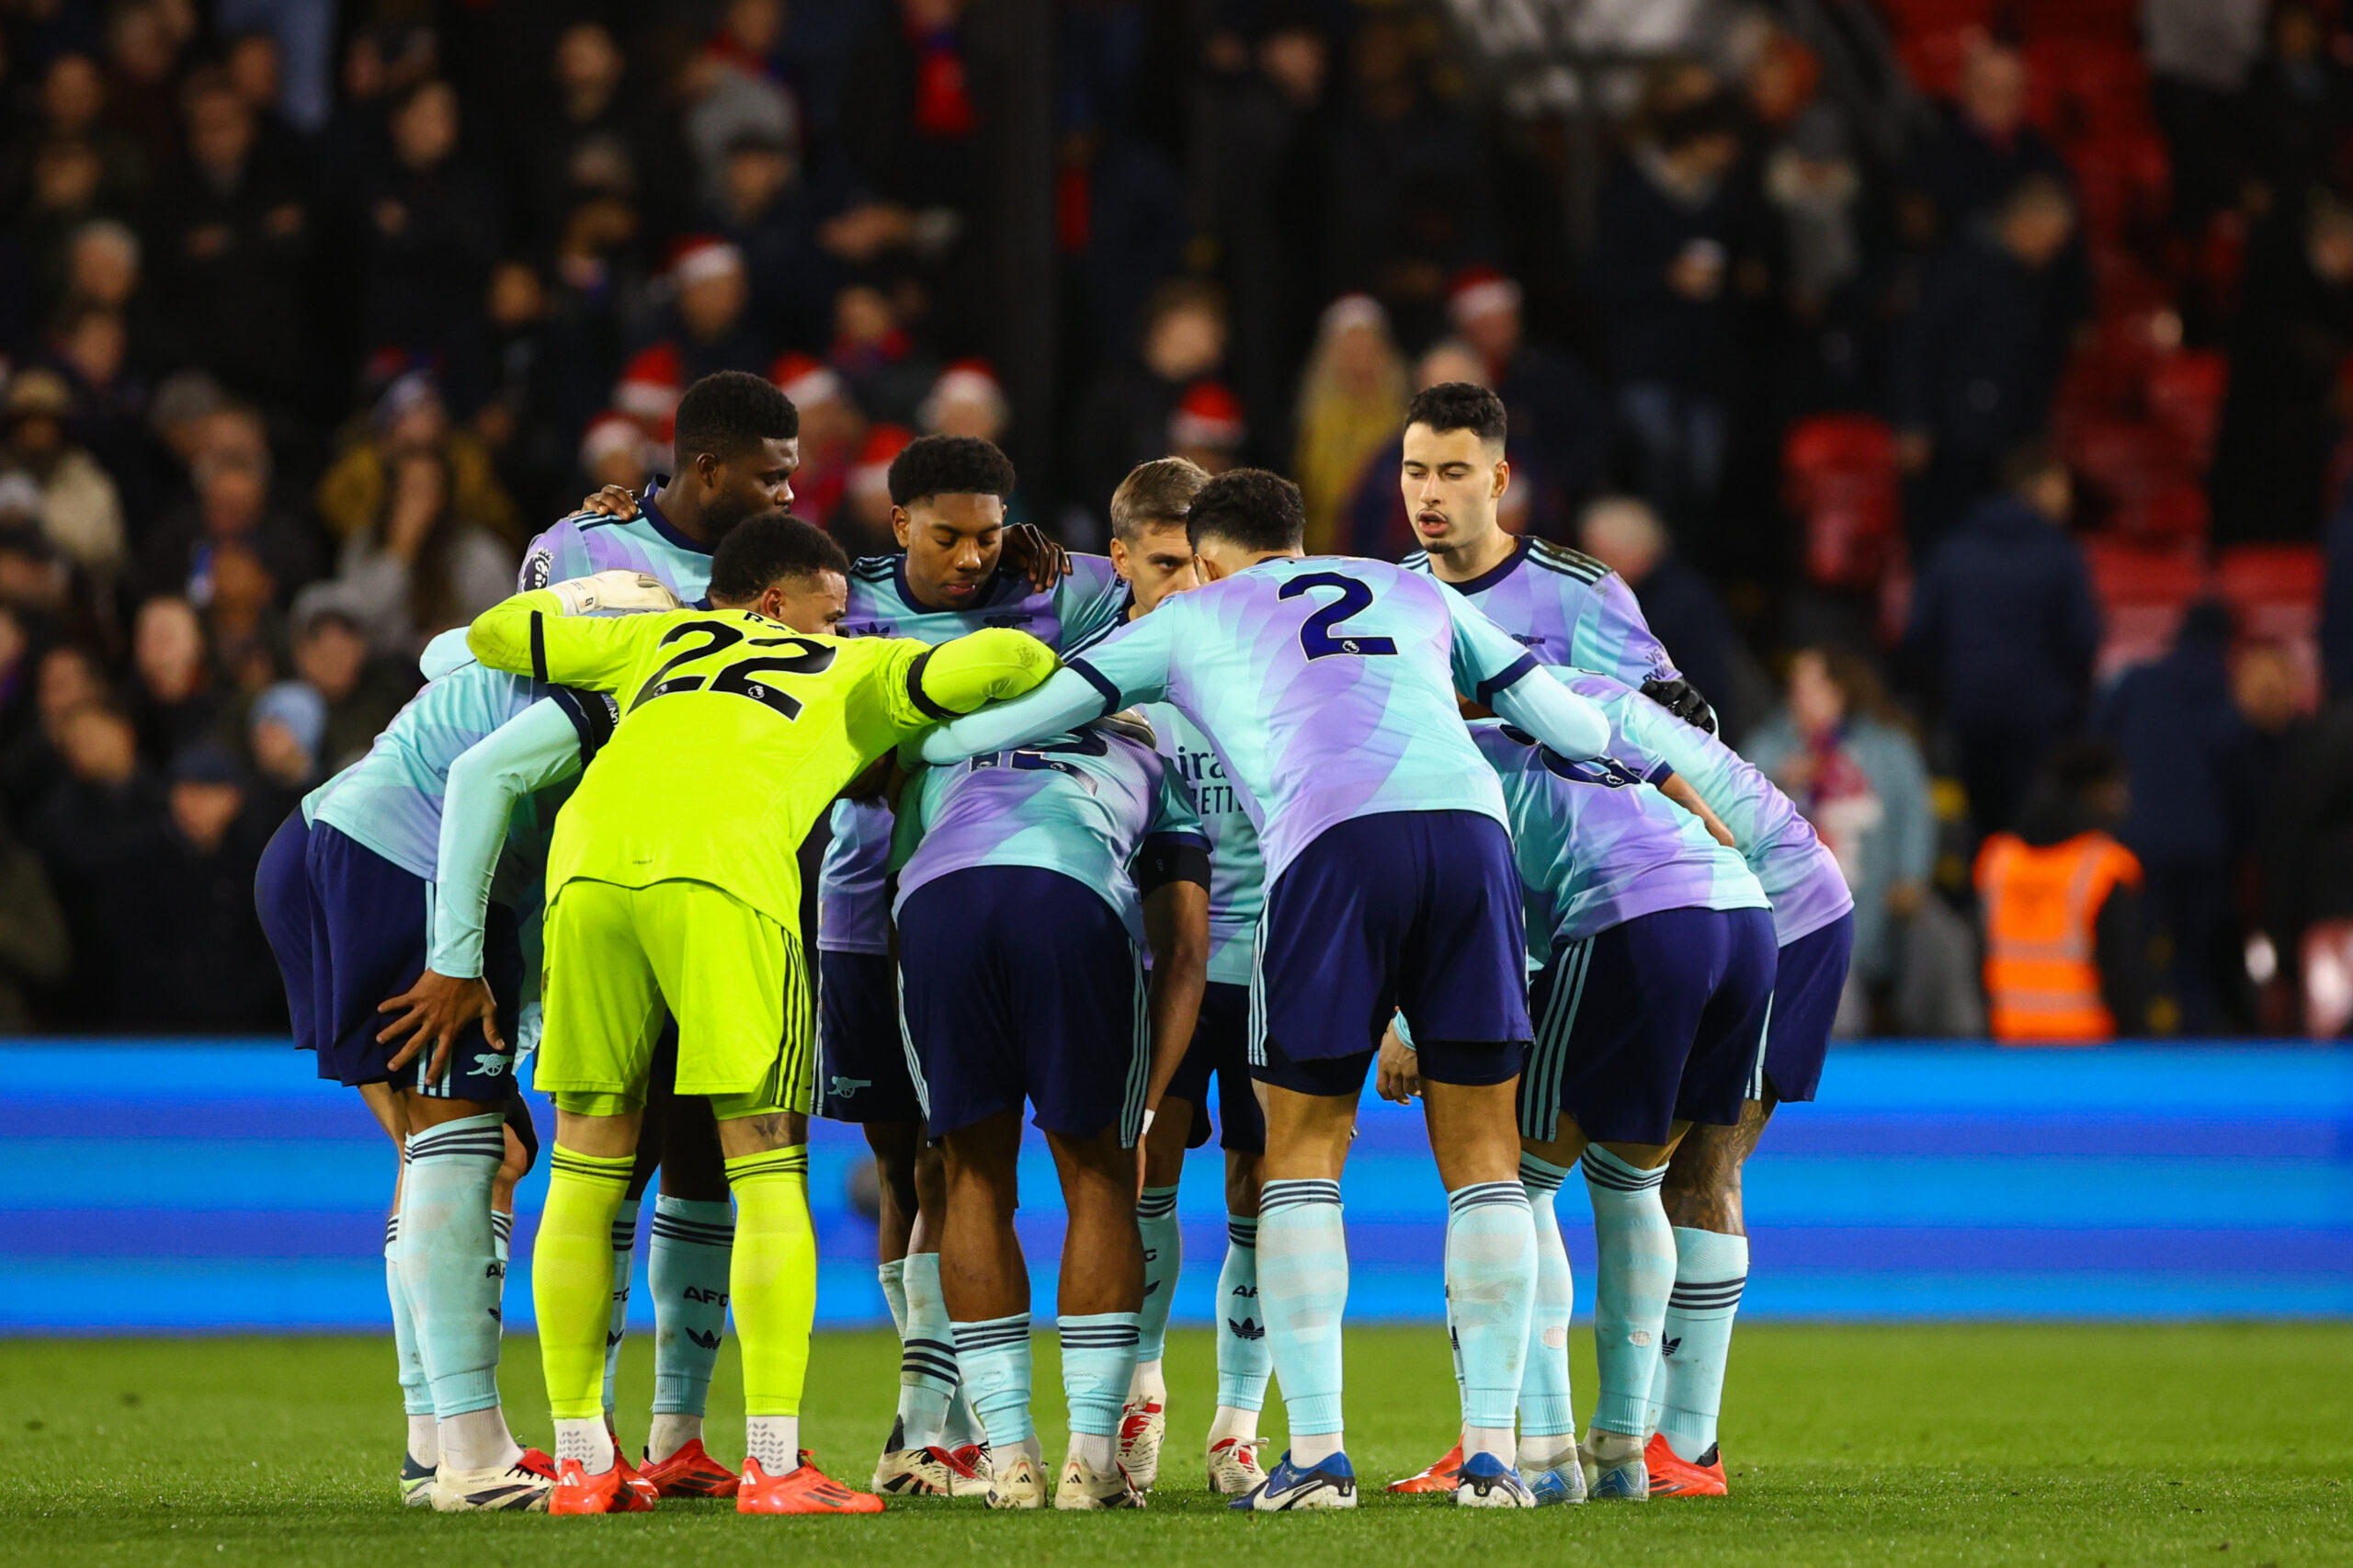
[1446,267,1523,324]
[668,235,746,288]
[918,358,1006,431]
[613,340,685,435]
[1169,380,1245,450]
[850,423,913,497]
[1320,292,1387,336]
[579,412,647,470]
[767,350,847,409]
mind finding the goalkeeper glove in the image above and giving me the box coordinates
[546,569,680,615]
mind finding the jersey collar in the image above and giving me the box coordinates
[1448,534,1529,597]
[637,483,712,557]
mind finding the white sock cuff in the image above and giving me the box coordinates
[1581,1146,1665,1193]
[1518,1152,1574,1192]
[404,1113,506,1163]
[1670,1226,1749,1307]
[1137,1185,1180,1219]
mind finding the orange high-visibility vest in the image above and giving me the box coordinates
[1974,830,2143,1043]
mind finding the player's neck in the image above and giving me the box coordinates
[649,480,714,545]
[1429,525,1518,585]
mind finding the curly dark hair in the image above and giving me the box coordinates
[887,434,1017,507]
[674,370,799,468]
[708,511,850,602]
[1404,381,1507,445]
[1186,467,1304,553]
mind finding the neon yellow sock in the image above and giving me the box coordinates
[725,1146,815,1419]
[535,1146,635,1422]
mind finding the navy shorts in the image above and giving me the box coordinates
[897,866,1148,1143]
[1163,981,1266,1153]
[1254,811,1529,1098]
[1519,905,1777,1145]
[255,812,521,1103]
[1758,911,1854,1104]
[815,949,924,1124]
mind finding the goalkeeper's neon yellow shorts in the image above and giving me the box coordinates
[538,876,813,1120]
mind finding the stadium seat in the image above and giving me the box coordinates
[2146,352,2228,467]
[1893,28,1977,100]
[2115,482,2209,546]
[2086,538,2207,681]
[1783,414,1901,591]
[2067,131,2170,248]
[2217,543,2325,641]
[2066,416,2185,510]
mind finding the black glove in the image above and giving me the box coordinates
[1641,676,1719,734]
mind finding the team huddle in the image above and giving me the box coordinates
[254,368,1855,1517]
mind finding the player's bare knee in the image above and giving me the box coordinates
[1224,1150,1264,1218]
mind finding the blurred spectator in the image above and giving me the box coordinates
[1763,103,1877,415]
[1449,271,1610,540]
[0,513,76,629]
[355,79,504,372]
[2095,601,2259,1033]
[2264,686,2353,1012]
[1578,495,1747,737]
[772,355,863,528]
[1,642,106,821]
[841,0,981,233]
[100,0,192,173]
[315,371,520,550]
[1169,380,1247,482]
[245,676,324,802]
[826,279,938,428]
[2211,190,2353,545]
[1745,646,1937,1029]
[835,423,911,558]
[1904,444,2099,837]
[47,301,144,490]
[578,414,653,502]
[289,586,415,770]
[1975,739,2152,1042]
[1890,176,2086,549]
[517,22,687,248]
[2145,0,2266,231]
[613,240,768,439]
[4,368,125,582]
[1343,337,1488,559]
[103,739,281,1030]
[16,54,146,208]
[1588,93,1757,537]
[332,447,515,659]
[135,413,318,606]
[2243,2,2352,201]
[0,812,68,1029]
[708,130,833,352]
[28,697,161,1027]
[1900,40,2072,247]
[1292,295,1407,554]
[142,66,312,410]
[0,605,34,754]
[123,594,220,771]
[200,539,283,694]
[919,359,1008,444]
[23,138,131,310]
[683,1,801,209]
[1073,278,1228,526]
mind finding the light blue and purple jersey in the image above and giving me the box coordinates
[1061,558,1540,885]
[819,552,1130,953]
[517,491,715,599]
[1556,667,1855,947]
[1142,700,1264,986]
[1403,535,1677,686]
[1469,717,1768,948]
[892,719,1205,946]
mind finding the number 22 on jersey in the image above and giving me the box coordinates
[629,617,839,721]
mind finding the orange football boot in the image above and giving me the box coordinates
[1385,1438,1464,1494]
[641,1438,741,1499]
[736,1455,886,1515]
[549,1453,658,1515]
[1643,1433,1727,1497]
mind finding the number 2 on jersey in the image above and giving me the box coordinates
[1279,573,1399,660]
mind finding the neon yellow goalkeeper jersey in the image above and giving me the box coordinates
[467,589,1058,930]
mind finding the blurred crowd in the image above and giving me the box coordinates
[0,0,2349,1038]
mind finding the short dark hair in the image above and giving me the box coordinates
[674,370,799,468]
[1187,468,1304,553]
[888,433,1017,507]
[1109,457,1209,542]
[709,510,850,601]
[1405,381,1507,446]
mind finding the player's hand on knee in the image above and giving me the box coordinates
[379,970,503,1088]
[1000,523,1070,592]
[576,483,640,519]
[548,568,680,615]
[1376,1028,1421,1104]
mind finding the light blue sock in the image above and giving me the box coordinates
[650,1197,733,1417]
[1214,1215,1270,1412]
[400,1115,506,1417]
[897,1251,961,1448]
[1659,1227,1748,1461]
[603,1197,641,1418]
[1583,1147,1674,1437]
[950,1313,1035,1448]
[1135,1187,1182,1375]
[386,1215,433,1421]
[1256,1178,1347,1443]
[878,1256,909,1335]
[1446,1180,1537,1458]
[1059,1312,1142,1439]
[1517,1153,1577,1440]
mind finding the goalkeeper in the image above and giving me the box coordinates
[463,513,1058,1517]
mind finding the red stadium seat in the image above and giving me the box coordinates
[2066,416,2186,509]
[2146,352,2228,467]
[1784,415,1901,591]
[1894,28,1977,100]
[2067,131,2170,247]
[2115,483,2209,546]
[2217,544,2325,641]
[2086,538,2207,681]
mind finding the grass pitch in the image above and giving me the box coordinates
[4,1324,2349,1567]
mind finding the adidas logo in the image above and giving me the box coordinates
[1143,1280,1160,1296]
[1228,1316,1264,1341]
[1662,1335,1682,1359]
[687,1328,722,1350]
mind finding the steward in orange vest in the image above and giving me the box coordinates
[1974,741,2150,1042]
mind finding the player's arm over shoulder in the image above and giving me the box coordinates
[875,626,1061,732]
[466,589,676,693]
